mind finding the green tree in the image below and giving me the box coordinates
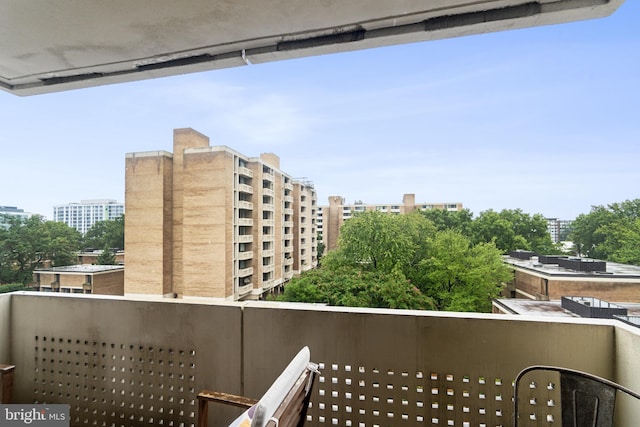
[570,200,640,262]
[471,209,559,254]
[96,245,117,265]
[416,230,512,312]
[278,265,435,310]
[82,215,124,250]
[0,215,81,284]
[420,208,474,235]
[43,220,82,266]
[337,210,417,272]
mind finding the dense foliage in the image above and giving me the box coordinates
[82,216,124,250]
[571,199,640,265]
[96,246,118,265]
[280,211,512,312]
[0,283,27,294]
[0,215,81,284]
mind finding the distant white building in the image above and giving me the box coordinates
[53,199,124,234]
[0,206,33,228]
[546,218,573,243]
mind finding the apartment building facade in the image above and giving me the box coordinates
[0,206,32,227]
[53,199,124,234]
[546,217,573,243]
[124,128,317,301]
[318,193,463,251]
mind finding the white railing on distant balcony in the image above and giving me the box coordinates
[238,218,253,226]
[237,251,253,261]
[1,293,639,427]
[238,266,253,276]
[262,188,274,197]
[237,235,253,243]
[237,201,253,210]
[238,283,253,296]
[238,184,253,194]
[238,166,253,178]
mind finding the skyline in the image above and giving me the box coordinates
[1,2,638,221]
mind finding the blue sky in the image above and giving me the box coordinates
[1,2,638,220]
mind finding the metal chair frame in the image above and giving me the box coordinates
[513,365,640,427]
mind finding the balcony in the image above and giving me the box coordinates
[238,283,253,296]
[236,235,253,244]
[238,166,253,178]
[262,188,274,198]
[237,201,253,210]
[237,218,253,226]
[238,266,253,276]
[237,251,253,261]
[238,184,253,194]
[1,292,639,427]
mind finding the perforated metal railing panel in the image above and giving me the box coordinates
[305,363,513,427]
[33,335,198,427]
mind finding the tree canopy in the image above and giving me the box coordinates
[571,199,640,264]
[469,209,559,255]
[280,210,512,312]
[0,214,81,284]
[82,215,124,250]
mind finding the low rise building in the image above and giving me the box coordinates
[33,265,124,295]
[318,193,463,251]
[77,250,125,265]
[504,251,640,303]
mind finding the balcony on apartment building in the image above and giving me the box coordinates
[238,184,253,194]
[238,166,253,178]
[1,292,639,427]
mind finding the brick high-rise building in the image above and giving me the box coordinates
[124,128,317,300]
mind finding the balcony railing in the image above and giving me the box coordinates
[1,292,639,427]
[238,166,253,178]
[236,235,253,244]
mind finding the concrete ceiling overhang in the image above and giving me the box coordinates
[0,0,625,96]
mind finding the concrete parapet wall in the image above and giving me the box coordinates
[1,293,638,426]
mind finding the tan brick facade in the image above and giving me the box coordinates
[506,256,640,304]
[34,266,124,296]
[124,128,317,300]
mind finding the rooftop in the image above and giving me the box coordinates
[34,264,124,274]
[494,298,640,318]
[504,254,640,278]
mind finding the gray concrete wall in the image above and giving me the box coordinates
[241,303,617,427]
[2,293,638,426]
[9,293,243,426]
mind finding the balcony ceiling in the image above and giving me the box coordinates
[0,0,625,96]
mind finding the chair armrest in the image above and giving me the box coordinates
[197,390,258,409]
